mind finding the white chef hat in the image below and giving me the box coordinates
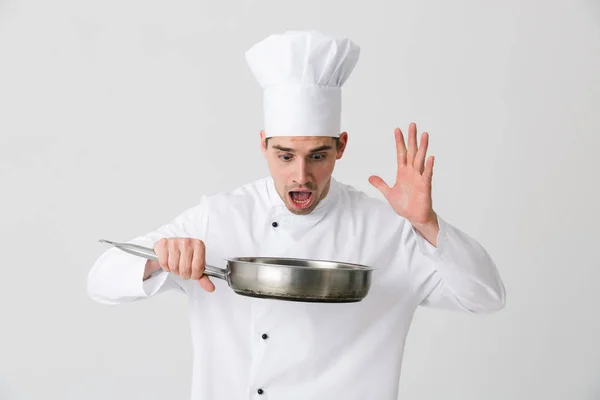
[245,30,360,138]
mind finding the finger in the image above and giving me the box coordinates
[406,122,417,166]
[179,243,193,279]
[167,240,180,274]
[414,132,429,174]
[394,128,407,167]
[190,241,206,281]
[155,238,169,271]
[198,276,215,292]
[368,175,391,198]
[423,155,435,182]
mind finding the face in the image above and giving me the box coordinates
[260,131,348,215]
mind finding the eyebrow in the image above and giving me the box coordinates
[272,145,333,153]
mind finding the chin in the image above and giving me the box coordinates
[286,205,316,215]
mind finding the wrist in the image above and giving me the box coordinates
[143,260,162,280]
[411,212,439,246]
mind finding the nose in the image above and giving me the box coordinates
[293,159,310,186]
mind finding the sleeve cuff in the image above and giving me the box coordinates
[411,214,448,258]
[124,238,172,297]
[141,269,171,296]
[92,238,173,300]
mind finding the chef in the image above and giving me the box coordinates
[87,30,506,400]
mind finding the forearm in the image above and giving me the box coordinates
[409,215,506,313]
[87,238,171,304]
[87,198,209,304]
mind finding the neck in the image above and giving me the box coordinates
[319,178,332,202]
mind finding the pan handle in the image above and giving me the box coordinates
[98,239,228,280]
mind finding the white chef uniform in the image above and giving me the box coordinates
[87,31,505,400]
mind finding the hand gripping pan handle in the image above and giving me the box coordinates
[98,239,228,280]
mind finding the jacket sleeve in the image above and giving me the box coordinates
[404,214,506,314]
[87,197,210,305]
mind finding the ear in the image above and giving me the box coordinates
[260,130,267,154]
[336,132,348,160]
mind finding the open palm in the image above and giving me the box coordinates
[368,122,435,224]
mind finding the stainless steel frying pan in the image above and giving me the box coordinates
[99,240,373,303]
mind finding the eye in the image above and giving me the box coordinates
[278,153,293,161]
[311,153,327,161]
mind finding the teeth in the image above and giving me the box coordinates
[290,193,311,205]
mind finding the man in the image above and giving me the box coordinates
[87,30,505,399]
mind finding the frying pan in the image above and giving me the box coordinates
[99,240,373,303]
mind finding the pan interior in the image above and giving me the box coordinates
[226,257,373,271]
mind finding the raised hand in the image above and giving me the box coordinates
[368,122,437,226]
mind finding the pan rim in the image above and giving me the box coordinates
[223,256,375,271]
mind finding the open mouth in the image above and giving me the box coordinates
[288,191,313,209]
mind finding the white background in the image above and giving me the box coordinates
[1,0,599,399]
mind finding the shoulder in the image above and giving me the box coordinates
[201,177,272,211]
[335,179,396,214]
[332,179,414,248]
[333,178,412,230]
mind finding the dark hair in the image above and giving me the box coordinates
[265,137,341,150]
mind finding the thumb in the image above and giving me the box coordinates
[368,175,390,198]
[198,276,215,292]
